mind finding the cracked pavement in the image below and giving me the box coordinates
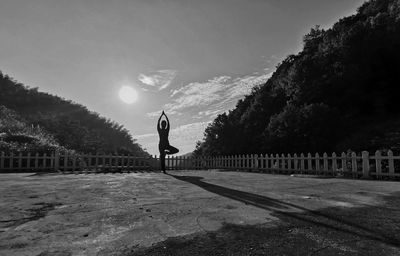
[0,170,399,255]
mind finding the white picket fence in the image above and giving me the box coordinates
[0,152,205,172]
[0,150,399,179]
[200,151,400,179]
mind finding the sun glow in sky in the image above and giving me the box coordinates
[0,0,365,155]
[119,86,138,104]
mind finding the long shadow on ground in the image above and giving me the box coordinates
[126,174,400,256]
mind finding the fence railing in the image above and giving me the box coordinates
[196,151,400,179]
[0,152,206,172]
[0,150,399,179]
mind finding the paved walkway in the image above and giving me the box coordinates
[0,170,399,255]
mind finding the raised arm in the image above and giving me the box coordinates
[164,112,170,132]
[157,112,163,132]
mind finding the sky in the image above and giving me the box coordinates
[0,0,365,155]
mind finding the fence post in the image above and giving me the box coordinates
[315,153,320,174]
[225,156,227,169]
[64,152,69,172]
[307,153,312,173]
[108,154,113,171]
[300,153,305,173]
[260,154,265,172]
[375,150,381,179]
[255,154,259,171]
[54,150,60,172]
[332,152,337,176]
[122,154,127,171]
[323,153,328,175]
[18,152,23,170]
[361,151,370,179]
[341,152,346,174]
[293,153,298,171]
[27,152,31,170]
[43,153,47,170]
[35,153,39,169]
[388,150,394,177]
[351,152,357,178]
[287,154,292,171]
[264,154,269,170]
[72,154,77,172]
[0,152,4,170]
[275,154,280,172]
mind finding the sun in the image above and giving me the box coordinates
[119,86,138,104]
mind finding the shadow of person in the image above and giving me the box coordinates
[168,173,400,247]
[170,175,289,210]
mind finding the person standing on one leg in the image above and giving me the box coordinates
[157,111,179,173]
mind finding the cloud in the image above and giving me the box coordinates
[165,76,229,113]
[135,121,210,155]
[146,109,181,118]
[138,69,177,90]
[156,72,273,118]
[141,71,273,155]
[198,109,224,117]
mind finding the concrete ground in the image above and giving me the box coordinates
[0,170,399,256]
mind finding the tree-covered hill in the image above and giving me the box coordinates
[0,72,149,156]
[195,0,400,156]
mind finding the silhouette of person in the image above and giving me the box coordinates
[157,111,179,173]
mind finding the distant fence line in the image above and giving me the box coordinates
[0,150,399,179]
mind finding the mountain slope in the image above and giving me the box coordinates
[0,72,148,156]
[195,0,400,156]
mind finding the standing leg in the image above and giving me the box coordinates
[159,144,167,174]
[160,153,166,173]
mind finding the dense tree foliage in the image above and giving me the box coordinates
[195,0,400,156]
[0,73,149,156]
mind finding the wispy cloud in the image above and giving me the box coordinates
[136,121,210,155]
[142,71,273,154]
[146,109,181,118]
[197,109,224,117]
[138,69,177,91]
[153,72,273,119]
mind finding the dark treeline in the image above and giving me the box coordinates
[195,0,400,156]
[0,72,149,156]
